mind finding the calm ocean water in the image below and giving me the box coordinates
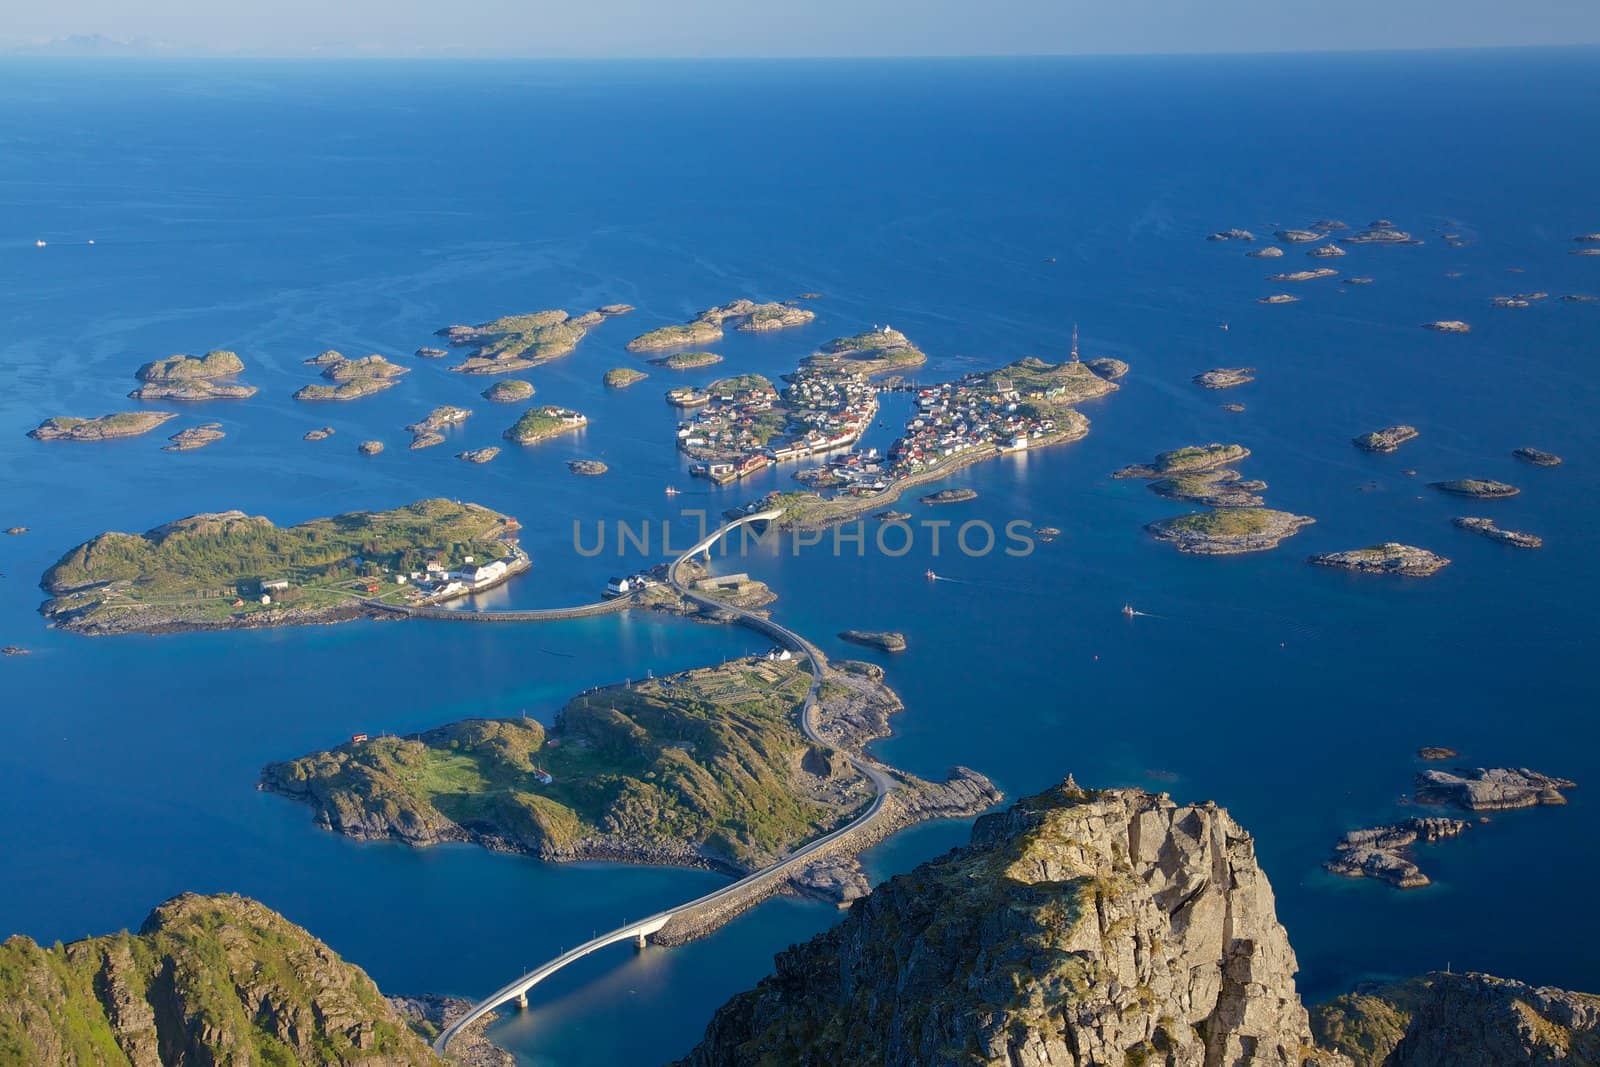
[1,51,1597,1064]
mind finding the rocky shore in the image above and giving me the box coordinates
[1453,516,1542,548]
[1308,543,1450,576]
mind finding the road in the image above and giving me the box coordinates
[434,508,898,1055]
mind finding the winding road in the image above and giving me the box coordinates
[434,508,899,1056]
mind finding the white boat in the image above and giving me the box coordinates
[1122,603,1136,617]
[34,239,46,248]
[664,486,680,496]
[925,569,938,581]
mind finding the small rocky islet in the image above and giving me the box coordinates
[504,405,588,445]
[302,426,335,441]
[1308,543,1450,577]
[919,488,977,505]
[1325,817,1470,889]
[1258,293,1299,305]
[1192,367,1254,389]
[1352,424,1418,453]
[627,299,814,353]
[837,630,907,653]
[1416,766,1576,810]
[603,367,647,388]
[1453,516,1541,548]
[405,405,471,449]
[438,304,630,374]
[1269,267,1339,282]
[358,440,384,456]
[567,459,608,476]
[293,351,409,401]
[456,447,500,464]
[129,349,257,400]
[649,350,724,370]
[1430,478,1519,499]
[1146,508,1314,555]
[482,379,535,403]
[1512,446,1562,466]
[1114,442,1249,478]
[162,423,226,452]
[1421,320,1471,333]
[1150,468,1267,508]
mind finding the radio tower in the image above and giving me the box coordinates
[1070,323,1080,362]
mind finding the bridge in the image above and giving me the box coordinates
[434,505,901,1055]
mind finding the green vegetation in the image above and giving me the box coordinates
[978,357,1117,411]
[482,379,535,403]
[806,327,928,377]
[649,350,724,369]
[28,411,178,442]
[0,893,437,1066]
[135,349,245,382]
[1156,508,1286,537]
[627,320,724,352]
[292,379,400,401]
[1116,443,1250,478]
[40,498,519,633]
[443,310,595,373]
[504,405,587,445]
[293,354,408,402]
[264,658,867,869]
[604,367,648,388]
[707,373,775,395]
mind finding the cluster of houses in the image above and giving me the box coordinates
[679,368,879,485]
[887,376,1057,472]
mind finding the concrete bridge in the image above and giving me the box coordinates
[435,505,903,1055]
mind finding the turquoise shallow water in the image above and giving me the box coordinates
[1,51,1598,1064]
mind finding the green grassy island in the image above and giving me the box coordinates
[975,356,1117,415]
[292,352,409,401]
[28,411,178,442]
[1146,507,1314,554]
[482,379,535,403]
[262,657,873,871]
[135,349,246,382]
[439,306,628,374]
[804,327,928,377]
[627,299,814,353]
[1114,442,1251,478]
[503,405,588,445]
[0,893,438,1066]
[603,367,648,388]
[39,498,523,635]
[649,350,724,369]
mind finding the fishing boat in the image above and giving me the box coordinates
[925,569,938,581]
[1122,603,1136,618]
[664,486,680,496]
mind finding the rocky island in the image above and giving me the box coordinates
[1430,478,1519,499]
[1325,817,1471,889]
[604,367,647,388]
[405,405,471,449]
[303,426,335,441]
[1415,766,1576,810]
[1258,293,1299,304]
[482,379,535,403]
[627,299,814,352]
[293,351,409,401]
[1207,227,1256,240]
[1247,245,1285,258]
[39,498,523,635]
[1150,468,1267,508]
[162,423,225,452]
[1114,442,1250,478]
[567,459,608,476]
[1422,320,1471,333]
[28,411,178,442]
[503,405,587,445]
[804,327,928,377]
[650,350,724,369]
[1418,746,1459,761]
[1270,268,1339,282]
[1343,227,1417,244]
[358,440,384,456]
[1085,356,1128,380]
[1512,446,1562,466]
[456,447,500,464]
[268,657,913,874]
[1352,425,1418,453]
[1453,516,1542,548]
[439,305,629,374]
[1307,243,1346,258]
[838,630,907,653]
[129,349,257,400]
[1147,508,1314,554]
[1192,367,1254,389]
[920,488,977,505]
[0,892,444,1066]
[1275,228,1323,242]
[1308,543,1450,576]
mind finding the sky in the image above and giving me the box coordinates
[3,0,1599,58]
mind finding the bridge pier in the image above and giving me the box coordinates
[635,931,648,950]
[515,993,528,1010]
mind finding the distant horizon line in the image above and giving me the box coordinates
[3,40,1599,62]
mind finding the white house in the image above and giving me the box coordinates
[605,576,633,597]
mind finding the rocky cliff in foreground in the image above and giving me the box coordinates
[678,780,1340,1067]
[1312,971,1600,1066]
[0,893,440,1066]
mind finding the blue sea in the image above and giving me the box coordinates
[1,50,1598,1064]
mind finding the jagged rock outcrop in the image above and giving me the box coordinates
[1312,972,1600,1066]
[0,893,441,1065]
[1414,767,1575,810]
[678,781,1340,1067]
